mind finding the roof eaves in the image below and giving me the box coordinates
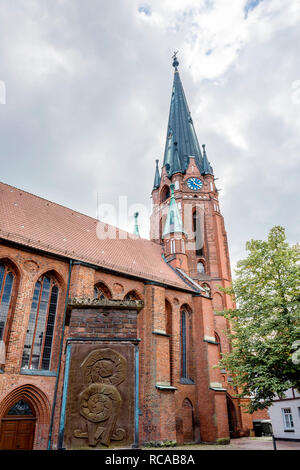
[161,254,198,294]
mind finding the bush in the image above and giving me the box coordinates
[216,437,230,445]
[143,440,177,448]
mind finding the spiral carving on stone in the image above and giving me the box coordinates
[79,383,121,423]
[80,348,127,387]
[74,348,127,447]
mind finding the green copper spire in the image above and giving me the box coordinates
[153,159,161,190]
[133,212,140,237]
[163,53,203,178]
[200,144,214,175]
[162,184,185,238]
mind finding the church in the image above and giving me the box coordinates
[0,54,266,450]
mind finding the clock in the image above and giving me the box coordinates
[187,177,203,191]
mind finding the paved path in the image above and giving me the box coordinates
[143,437,300,451]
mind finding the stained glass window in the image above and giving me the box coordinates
[181,311,187,379]
[21,275,59,371]
[0,264,15,341]
[7,400,34,416]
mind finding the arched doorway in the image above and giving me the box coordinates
[182,398,194,443]
[0,399,36,450]
[226,395,238,438]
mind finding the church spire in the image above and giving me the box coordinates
[162,184,184,238]
[163,53,203,178]
[153,159,161,190]
[200,144,214,175]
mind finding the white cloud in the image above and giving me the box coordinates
[0,0,299,270]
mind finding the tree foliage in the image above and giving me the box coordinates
[218,226,300,412]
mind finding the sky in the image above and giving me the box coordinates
[0,0,299,273]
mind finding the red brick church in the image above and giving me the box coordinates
[0,55,263,450]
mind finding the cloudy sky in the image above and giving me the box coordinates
[0,0,299,272]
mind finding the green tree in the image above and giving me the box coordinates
[217,226,300,412]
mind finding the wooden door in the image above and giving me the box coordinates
[0,418,36,450]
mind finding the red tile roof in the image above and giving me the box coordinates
[0,181,194,291]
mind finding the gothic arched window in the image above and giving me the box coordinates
[180,306,194,383]
[193,209,204,256]
[215,332,222,361]
[94,282,112,300]
[21,274,59,371]
[7,400,34,416]
[197,261,205,274]
[202,283,211,296]
[161,185,170,203]
[181,310,188,379]
[0,263,15,343]
[124,290,140,301]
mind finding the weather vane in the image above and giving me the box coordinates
[172,50,179,69]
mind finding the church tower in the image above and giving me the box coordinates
[151,53,233,303]
[148,52,249,442]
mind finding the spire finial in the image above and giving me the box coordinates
[172,51,179,69]
[133,212,140,237]
[200,144,214,176]
[153,159,161,190]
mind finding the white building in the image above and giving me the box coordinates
[268,389,300,440]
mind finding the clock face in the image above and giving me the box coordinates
[187,177,203,191]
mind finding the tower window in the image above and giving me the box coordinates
[169,210,175,232]
[197,261,205,274]
[193,209,204,256]
[161,185,170,203]
[21,274,59,371]
[171,239,176,254]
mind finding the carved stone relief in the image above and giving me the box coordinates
[63,342,135,449]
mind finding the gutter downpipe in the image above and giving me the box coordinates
[47,259,73,450]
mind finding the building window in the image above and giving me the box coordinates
[21,274,59,371]
[171,239,176,254]
[94,287,105,300]
[169,210,175,232]
[197,261,205,274]
[180,306,194,383]
[94,282,112,300]
[181,239,185,254]
[282,408,294,430]
[0,263,15,342]
[181,310,187,379]
[202,283,210,296]
[193,209,204,256]
[7,400,34,416]
[161,185,170,203]
[124,290,140,301]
